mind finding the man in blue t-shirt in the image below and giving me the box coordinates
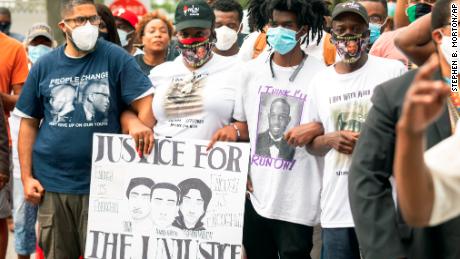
[14,0,154,257]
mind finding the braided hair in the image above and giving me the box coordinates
[266,0,328,46]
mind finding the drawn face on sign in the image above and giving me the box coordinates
[151,188,179,228]
[180,189,205,228]
[128,185,152,220]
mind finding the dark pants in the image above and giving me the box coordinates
[38,192,89,259]
[321,227,360,259]
[243,198,314,259]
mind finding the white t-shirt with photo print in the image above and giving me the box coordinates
[306,55,407,228]
[150,54,238,140]
[233,54,326,226]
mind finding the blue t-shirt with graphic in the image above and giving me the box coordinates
[16,39,152,194]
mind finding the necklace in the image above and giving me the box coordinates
[269,52,308,82]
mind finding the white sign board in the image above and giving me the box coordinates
[85,134,250,259]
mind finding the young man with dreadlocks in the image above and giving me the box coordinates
[305,2,406,258]
[217,0,328,258]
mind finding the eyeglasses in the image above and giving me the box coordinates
[369,15,386,24]
[64,15,101,26]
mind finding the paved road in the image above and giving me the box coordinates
[6,231,36,259]
[6,231,16,259]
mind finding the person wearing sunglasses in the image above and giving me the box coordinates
[14,1,154,258]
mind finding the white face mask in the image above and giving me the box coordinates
[440,35,454,66]
[118,29,133,47]
[66,21,99,51]
[215,25,240,51]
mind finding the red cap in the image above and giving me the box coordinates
[112,8,139,29]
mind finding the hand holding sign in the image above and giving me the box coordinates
[207,125,239,151]
[86,135,250,259]
[127,118,154,156]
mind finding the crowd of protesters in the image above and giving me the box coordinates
[0,0,458,258]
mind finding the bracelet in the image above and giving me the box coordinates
[230,123,240,141]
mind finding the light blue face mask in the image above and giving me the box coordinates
[28,44,52,64]
[369,23,383,44]
[387,2,396,17]
[266,27,301,55]
[117,29,133,47]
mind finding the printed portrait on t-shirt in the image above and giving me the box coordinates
[49,83,77,123]
[333,101,370,133]
[47,76,111,127]
[331,100,371,167]
[255,94,303,161]
[164,73,207,118]
[75,79,111,123]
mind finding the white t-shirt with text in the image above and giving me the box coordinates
[233,54,326,226]
[307,55,407,228]
[150,54,238,140]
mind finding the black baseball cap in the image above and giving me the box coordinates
[332,1,369,24]
[175,0,215,31]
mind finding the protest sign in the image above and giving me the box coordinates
[85,134,250,259]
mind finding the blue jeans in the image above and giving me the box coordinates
[13,178,37,255]
[321,227,360,259]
